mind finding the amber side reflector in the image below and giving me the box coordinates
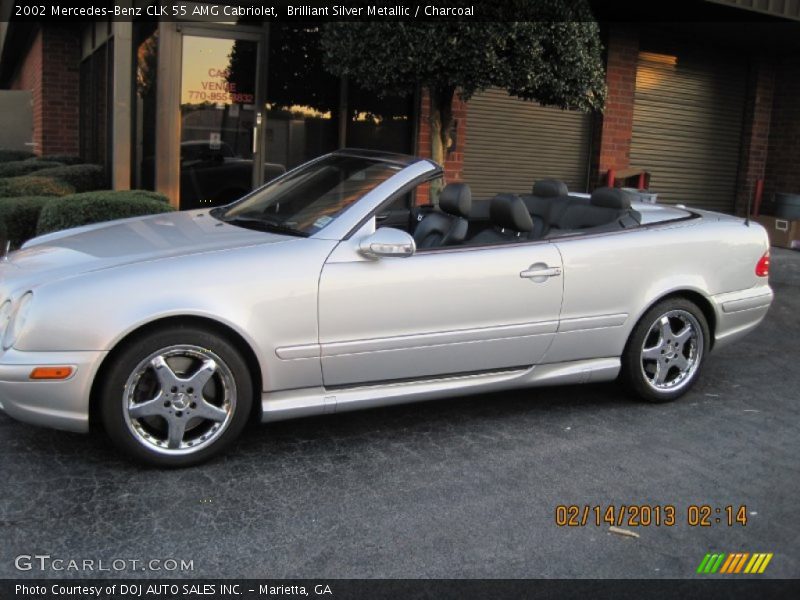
[30,366,73,380]
[755,250,770,277]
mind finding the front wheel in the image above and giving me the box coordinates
[99,325,253,467]
[620,298,710,403]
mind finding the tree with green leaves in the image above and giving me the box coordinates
[321,1,606,199]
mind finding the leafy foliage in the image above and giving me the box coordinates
[0,196,55,249]
[321,1,606,199]
[33,164,106,193]
[0,149,36,163]
[0,160,64,178]
[0,175,75,197]
[27,154,85,165]
[36,190,173,236]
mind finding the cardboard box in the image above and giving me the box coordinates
[755,215,800,250]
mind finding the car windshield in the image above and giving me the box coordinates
[214,155,403,236]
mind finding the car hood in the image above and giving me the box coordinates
[1,209,292,289]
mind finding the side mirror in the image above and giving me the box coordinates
[358,227,416,259]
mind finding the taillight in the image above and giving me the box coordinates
[755,250,770,277]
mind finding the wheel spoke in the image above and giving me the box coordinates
[194,399,228,422]
[653,360,669,385]
[674,325,694,345]
[658,316,672,343]
[151,356,181,391]
[166,416,187,449]
[643,345,662,360]
[187,359,217,393]
[128,395,165,419]
[672,354,689,372]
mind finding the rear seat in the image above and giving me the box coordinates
[546,187,640,237]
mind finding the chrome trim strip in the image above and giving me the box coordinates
[319,321,559,357]
[558,313,629,332]
[275,344,320,360]
[722,293,774,313]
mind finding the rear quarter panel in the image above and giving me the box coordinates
[545,215,770,363]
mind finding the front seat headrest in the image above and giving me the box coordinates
[490,194,534,233]
[439,183,472,218]
[533,179,568,198]
[591,187,631,209]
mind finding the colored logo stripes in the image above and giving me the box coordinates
[697,552,773,574]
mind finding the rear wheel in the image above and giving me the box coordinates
[620,298,710,403]
[100,325,253,467]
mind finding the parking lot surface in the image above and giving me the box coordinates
[1,249,799,579]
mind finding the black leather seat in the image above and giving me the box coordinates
[469,194,534,245]
[521,179,570,238]
[548,187,640,235]
[413,183,471,248]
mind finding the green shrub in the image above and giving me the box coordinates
[0,196,54,249]
[27,154,84,165]
[0,214,6,247]
[0,149,35,163]
[0,176,75,197]
[37,190,174,236]
[34,164,105,193]
[0,160,64,178]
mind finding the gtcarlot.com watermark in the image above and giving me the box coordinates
[14,554,194,573]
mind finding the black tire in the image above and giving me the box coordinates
[99,324,253,467]
[620,297,710,403]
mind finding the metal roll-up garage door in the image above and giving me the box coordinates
[463,88,592,201]
[630,50,747,212]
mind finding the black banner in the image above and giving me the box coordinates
[2,579,799,600]
[3,0,796,23]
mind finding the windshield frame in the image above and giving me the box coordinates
[211,151,439,240]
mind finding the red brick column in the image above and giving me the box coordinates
[593,25,639,187]
[763,58,800,201]
[735,59,775,216]
[415,88,467,204]
[9,26,80,156]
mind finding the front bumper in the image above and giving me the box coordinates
[0,349,107,433]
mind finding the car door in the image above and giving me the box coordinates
[317,232,564,387]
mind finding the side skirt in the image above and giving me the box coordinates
[260,357,621,423]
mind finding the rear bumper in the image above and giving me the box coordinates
[711,286,774,350]
[0,349,106,433]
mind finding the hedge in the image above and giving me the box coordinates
[27,154,84,165]
[0,176,75,198]
[37,190,174,236]
[0,160,64,178]
[0,196,54,249]
[0,149,35,163]
[34,164,105,193]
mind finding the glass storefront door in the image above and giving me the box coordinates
[179,35,264,210]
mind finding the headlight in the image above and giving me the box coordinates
[0,300,11,341]
[3,292,33,350]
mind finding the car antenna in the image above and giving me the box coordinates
[745,188,752,227]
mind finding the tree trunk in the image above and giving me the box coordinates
[428,86,455,205]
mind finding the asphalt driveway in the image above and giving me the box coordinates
[1,249,799,579]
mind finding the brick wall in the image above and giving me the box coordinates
[9,26,79,156]
[9,29,44,153]
[593,25,639,187]
[763,57,800,201]
[735,59,775,216]
[415,88,467,204]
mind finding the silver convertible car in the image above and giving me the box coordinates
[0,150,773,466]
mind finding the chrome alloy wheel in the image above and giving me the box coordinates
[640,309,704,393]
[122,345,237,455]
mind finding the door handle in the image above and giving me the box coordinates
[520,265,562,280]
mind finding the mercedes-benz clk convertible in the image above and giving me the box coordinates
[0,149,773,466]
